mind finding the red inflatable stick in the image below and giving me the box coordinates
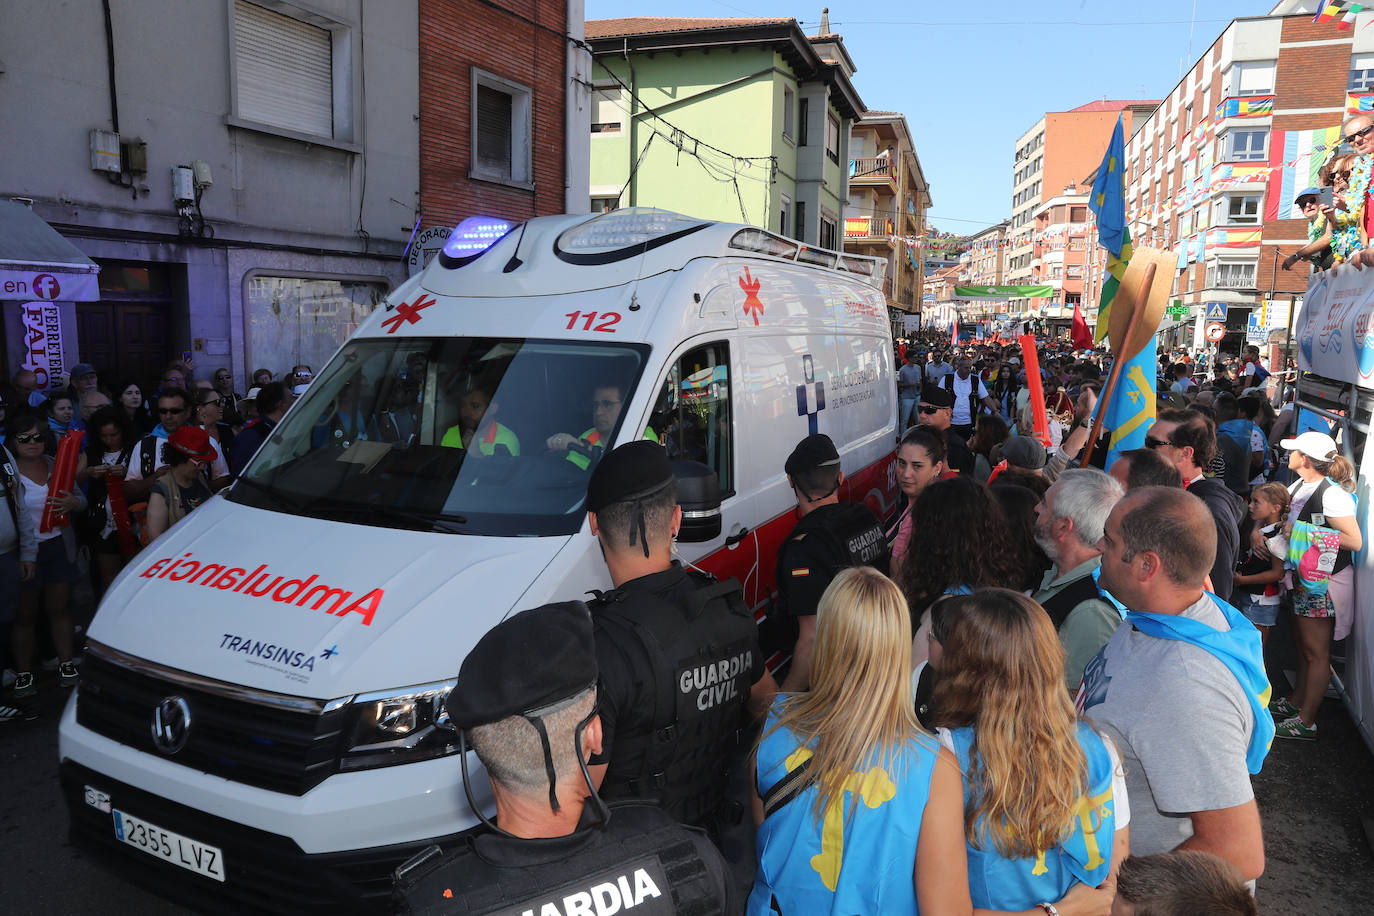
[42,430,84,534]
[1018,335,1053,448]
[105,471,139,556]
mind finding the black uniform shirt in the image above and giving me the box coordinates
[775,501,888,618]
[589,563,763,769]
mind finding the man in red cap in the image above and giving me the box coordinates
[144,426,218,539]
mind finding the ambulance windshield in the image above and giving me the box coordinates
[228,337,650,536]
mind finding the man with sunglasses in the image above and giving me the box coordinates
[124,388,231,501]
[1335,115,1374,269]
[547,382,657,471]
[1144,409,1243,602]
[212,367,244,427]
[915,385,974,476]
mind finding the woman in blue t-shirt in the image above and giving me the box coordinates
[749,566,971,915]
[931,589,1130,914]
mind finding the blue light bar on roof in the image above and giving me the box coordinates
[441,216,513,259]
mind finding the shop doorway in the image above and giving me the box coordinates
[77,262,174,392]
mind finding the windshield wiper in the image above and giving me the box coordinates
[310,499,469,533]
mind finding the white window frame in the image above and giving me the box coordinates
[782,85,796,142]
[1206,259,1257,289]
[470,68,533,190]
[1224,60,1275,97]
[779,193,792,236]
[1351,54,1374,92]
[1220,193,1262,226]
[819,210,838,249]
[227,0,358,150]
[591,82,623,135]
[1221,128,1268,163]
[590,196,620,213]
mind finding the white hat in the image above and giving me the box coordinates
[243,387,262,402]
[291,383,310,397]
[1280,431,1339,462]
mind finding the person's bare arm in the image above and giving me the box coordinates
[916,750,973,916]
[145,491,170,541]
[1328,512,1363,553]
[748,670,779,721]
[1177,800,1265,881]
[780,615,816,693]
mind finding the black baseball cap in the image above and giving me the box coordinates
[920,385,955,408]
[586,440,674,512]
[785,433,841,475]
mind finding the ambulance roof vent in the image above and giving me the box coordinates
[728,227,886,288]
[555,207,710,265]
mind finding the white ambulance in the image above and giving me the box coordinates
[58,208,898,911]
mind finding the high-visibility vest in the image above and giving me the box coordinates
[566,426,659,470]
[441,421,520,456]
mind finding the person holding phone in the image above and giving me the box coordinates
[75,406,138,594]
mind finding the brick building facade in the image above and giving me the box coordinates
[1087,9,1371,353]
[418,0,588,231]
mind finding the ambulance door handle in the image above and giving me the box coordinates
[725,526,750,547]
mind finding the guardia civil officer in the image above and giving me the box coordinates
[393,602,736,914]
[584,441,776,829]
[774,433,890,692]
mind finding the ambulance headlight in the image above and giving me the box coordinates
[339,679,460,771]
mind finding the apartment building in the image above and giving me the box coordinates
[1085,4,1368,352]
[1007,100,1158,314]
[585,17,862,247]
[959,220,1009,288]
[1030,186,1091,334]
[846,111,931,327]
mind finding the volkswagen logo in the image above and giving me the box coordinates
[151,696,192,755]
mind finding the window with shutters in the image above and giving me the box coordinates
[783,86,795,141]
[825,112,841,164]
[470,69,533,188]
[231,0,351,143]
[591,83,622,134]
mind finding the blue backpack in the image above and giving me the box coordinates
[1217,418,1271,478]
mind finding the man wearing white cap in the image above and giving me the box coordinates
[1269,432,1362,740]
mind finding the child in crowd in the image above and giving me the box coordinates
[1232,482,1290,643]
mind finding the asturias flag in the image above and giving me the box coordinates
[1089,116,1132,344]
[1101,340,1157,469]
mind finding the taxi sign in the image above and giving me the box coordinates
[1205,322,1226,343]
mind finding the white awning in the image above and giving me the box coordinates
[0,200,100,301]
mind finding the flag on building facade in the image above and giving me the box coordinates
[1089,115,1132,343]
[1314,0,1365,29]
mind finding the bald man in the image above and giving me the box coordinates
[1080,487,1268,884]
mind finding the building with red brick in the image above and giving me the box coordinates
[417,0,589,241]
[1086,4,1369,353]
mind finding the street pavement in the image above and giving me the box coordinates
[3,594,1373,913]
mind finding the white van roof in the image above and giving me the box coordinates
[412,208,887,300]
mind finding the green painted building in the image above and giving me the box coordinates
[585,17,863,248]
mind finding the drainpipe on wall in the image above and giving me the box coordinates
[625,40,637,208]
[565,0,590,213]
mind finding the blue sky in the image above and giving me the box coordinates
[584,1,1270,236]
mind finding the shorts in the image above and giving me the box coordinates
[1234,591,1280,627]
[21,536,79,592]
[1292,582,1336,619]
[0,550,19,623]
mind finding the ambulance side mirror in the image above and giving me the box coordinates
[672,459,721,542]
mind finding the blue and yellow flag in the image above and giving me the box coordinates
[1089,116,1132,344]
[1101,339,1156,469]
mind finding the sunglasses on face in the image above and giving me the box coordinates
[1145,436,1171,449]
[11,434,42,443]
[1344,124,1374,143]
[918,405,945,414]
[158,406,187,415]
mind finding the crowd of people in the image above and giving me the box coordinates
[396,322,1342,914]
[0,359,313,720]
[1281,112,1374,271]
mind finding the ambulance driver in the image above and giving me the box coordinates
[546,382,657,470]
[584,442,776,829]
[441,374,519,457]
[392,602,737,913]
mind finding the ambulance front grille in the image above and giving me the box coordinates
[76,651,347,796]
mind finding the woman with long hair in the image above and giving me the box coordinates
[115,379,154,436]
[74,406,137,593]
[970,414,1009,485]
[888,426,948,573]
[901,476,1019,619]
[932,589,1129,914]
[989,482,1052,593]
[749,567,971,915]
[1271,433,1362,740]
[7,411,86,699]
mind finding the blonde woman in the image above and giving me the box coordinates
[1271,432,1363,740]
[931,588,1129,915]
[749,566,971,915]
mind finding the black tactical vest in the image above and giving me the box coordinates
[592,567,757,826]
[1037,570,1105,630]
[777,501,891,581]
[393,802,724,916]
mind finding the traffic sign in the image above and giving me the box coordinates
[1205,303,1227,321]
[1205,322,1226,343]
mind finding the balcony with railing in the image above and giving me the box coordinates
[844,213,895,242]
[849,157,899,193]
